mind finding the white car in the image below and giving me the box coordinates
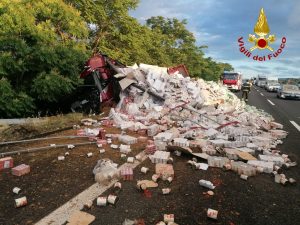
[266,83,281,92]
[277,85,300,100]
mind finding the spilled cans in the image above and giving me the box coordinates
[96,196,107,206]
[141,167,149,174]
[58,156,65,161]
[152,174,160,182]
[207,208,218,219]
[15,196,28,208]
[162,188,171,195]
[107,194,118,205]
[12,187,21,194]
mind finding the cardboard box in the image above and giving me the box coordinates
[0,157,13,170]
[120,167,133,181]
[12,164,30,176]
[155,164,174,180]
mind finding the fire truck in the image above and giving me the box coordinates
[221,72,242,91]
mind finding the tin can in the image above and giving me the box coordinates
[127,157,134,163]
[280,178,288,185]
[167,177,173,183]
[187,160,195,166]
[274,165,283,174]
[107,194,118,205]
[84,200,93,209]
[15,196,27,208]
[58,156,65,161]
[164,214,174,223]
[114,182,122,190]
[162,188,171,195]
[223,163,231,171]
[207,208,218,219]
[207,190,214,196]
[87,152,93,157]
[12,187,21,194]
[240,174,248,180]
[152,174,160,182]
[167,157,173,164]
[289,178,296,185]
[99,149,105,154]
[256,166,264,173]
[141,167,149,174]
[96,197,107,206]
[137,183,147,191]
[274,174,281,183]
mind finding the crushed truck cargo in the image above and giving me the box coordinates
[0,54,298,225]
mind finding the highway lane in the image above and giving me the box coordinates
[235,86,300,178]
[251,86,300,131]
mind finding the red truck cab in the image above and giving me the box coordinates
[222,72,242,91]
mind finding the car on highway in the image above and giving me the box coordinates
[265,82,281,92]
[277,84,300,100]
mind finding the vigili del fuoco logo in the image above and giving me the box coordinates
[238,8,286,61]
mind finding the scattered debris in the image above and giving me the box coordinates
[162,188,171,195]
[120,167,134,180]
[15,196,28,208]
[207,191,214,196]
[93,159,119,185]
[0,157,13,170]
[141,167,149,174]
[164,214,175,223]
[207,208,218,220]
[11,164,30,176]
[199,180,216,190]
[107,194,118,205]
[67,210,95,225]
[58,156,65,161]
[84,200,93,209]
[12,187,21,194]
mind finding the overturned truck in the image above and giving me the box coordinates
[71,53,189,114]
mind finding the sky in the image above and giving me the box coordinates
[130,0,300,79]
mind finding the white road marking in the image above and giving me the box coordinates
[260,93,264,96]
[36,151,148,225]
[267,99,275,105]
[290,121,300,132]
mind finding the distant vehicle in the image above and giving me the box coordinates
[256,75,267,87]
[222,72,242,91]
[277,84,300,99]
[265,77,280,92]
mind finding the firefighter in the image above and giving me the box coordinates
[241,79,251,102]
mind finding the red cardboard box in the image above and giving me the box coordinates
[0,157,13,170]
[120,167,133,181]
[12,164,30,176]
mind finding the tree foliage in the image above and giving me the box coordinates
[0,0,89,117]
[0,0,233,118]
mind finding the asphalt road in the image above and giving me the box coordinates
[236,85,300,164]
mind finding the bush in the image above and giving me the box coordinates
[0,78,35,118]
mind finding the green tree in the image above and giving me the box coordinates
[146,16,222,79]
[0,0,89,118]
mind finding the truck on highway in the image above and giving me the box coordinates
[256,75,267,87]
[265,77,280,92]
[221,72,242,91]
